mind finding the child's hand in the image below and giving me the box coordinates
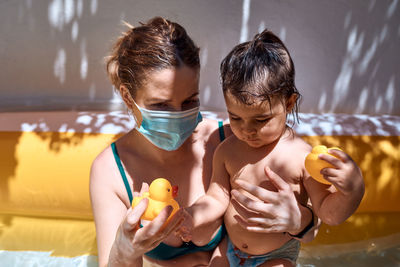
[174,208,194,243]
[318,149,364,196]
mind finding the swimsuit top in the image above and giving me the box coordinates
[111,121,226,260]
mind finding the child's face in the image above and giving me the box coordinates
[225,92,289,148]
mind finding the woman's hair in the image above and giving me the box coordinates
[106,17,200,98]
[220,29,301,122]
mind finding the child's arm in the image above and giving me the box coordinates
[185,144,231,240]
[304,149,365,225]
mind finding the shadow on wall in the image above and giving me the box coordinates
[323,0,399,115]
[1,0,398,114]
[239,0,399,115]
[0,0,118,111]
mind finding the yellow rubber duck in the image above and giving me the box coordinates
[305,145,342,184]
[132,178,179,221]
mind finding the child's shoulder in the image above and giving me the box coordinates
[279,129,312,156]
[214,133,242,156]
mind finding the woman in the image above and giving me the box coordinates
[90,17,318,267]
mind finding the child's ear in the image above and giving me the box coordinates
[119,86,143,127]
[286,94,297,113]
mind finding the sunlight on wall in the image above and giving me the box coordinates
[386,0,398,18]
[200,46,208,67]
[203,86,212,104]
[80,40,88,80]
[240,0,251,42]
[90,0,97,16]
[328,0,398,114]
[71,20,79,42]
[330,26,363,112]
[48,0,74,31]
[54,49,66,84]
[258,21,265,34]
[279,27,287,42]
[48,0,98,88]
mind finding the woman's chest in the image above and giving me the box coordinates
[125,155,211,207]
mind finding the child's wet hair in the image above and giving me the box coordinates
[220,29,301,123]
[105,17,200,98]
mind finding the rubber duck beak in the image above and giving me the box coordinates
[172,186,178,198]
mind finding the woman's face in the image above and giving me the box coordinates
[134,65,200,111]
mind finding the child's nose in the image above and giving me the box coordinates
[242,123,256,134]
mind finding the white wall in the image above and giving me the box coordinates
[0,0,399,115]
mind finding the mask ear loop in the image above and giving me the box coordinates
[130,101,143,128]
[119,85,143,128]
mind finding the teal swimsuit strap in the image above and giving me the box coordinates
[112,121,226,260]
[145,223,226,260]
[111,142,133,204]
[111,120,224,204]
[218,121,225,141]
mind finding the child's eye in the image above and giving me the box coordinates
[256,118,271,123]
[229,115,241,121]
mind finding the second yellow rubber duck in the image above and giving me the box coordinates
[132,178,180,221]
[305,145,342,184]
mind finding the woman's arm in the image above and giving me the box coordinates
[90,152,137,266]
[90,151,186,267]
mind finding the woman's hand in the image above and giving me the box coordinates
[108,183,187,267]
[230,166,308,235]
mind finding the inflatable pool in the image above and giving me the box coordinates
[0,111,399,266]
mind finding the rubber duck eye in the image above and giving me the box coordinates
[167,189,170,192]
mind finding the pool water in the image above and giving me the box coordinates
[297,234,400,267]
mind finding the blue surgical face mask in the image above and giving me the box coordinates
[133,103,203,151]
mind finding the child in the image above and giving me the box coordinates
[186,29,365,266]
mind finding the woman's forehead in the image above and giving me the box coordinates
[137,66,199,100]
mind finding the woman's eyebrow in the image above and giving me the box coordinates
[186,92,199,99]
[147,98,170,104]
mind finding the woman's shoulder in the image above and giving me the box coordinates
[90,144,119,185]
[197,118,232,142]
[92,144,113,169]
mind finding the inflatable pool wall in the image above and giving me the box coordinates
[0,111,399,264]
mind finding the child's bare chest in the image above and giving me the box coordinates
[226,151,303,196]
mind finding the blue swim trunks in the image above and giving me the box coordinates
[226,237,300,267]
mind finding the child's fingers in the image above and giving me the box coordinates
[320,168,341,184]
[138,206,185,248]
[139,205,173,240]
[318,153,343,168]
[321,167,340,178]
[328,149,352,163]
[159,208,186,237]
